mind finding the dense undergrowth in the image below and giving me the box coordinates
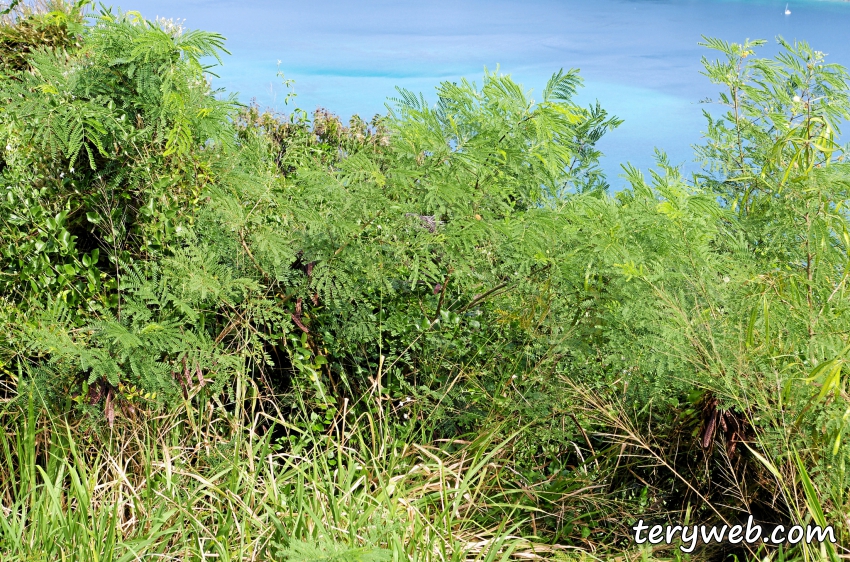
[1,1,849,560]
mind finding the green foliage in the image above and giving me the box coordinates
[0,0,86,73]
[0,400,539,561]
[279,540,392,562]
[18,247,257,407]
[0,2,236,307]
[217,68,622,410]
[1,4,849,557]
[0,5,271,421]
[605,36,850,554]
[694,38,850,552]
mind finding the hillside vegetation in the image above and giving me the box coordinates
[1,2,849,561]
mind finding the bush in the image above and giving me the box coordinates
[1,4,849,559]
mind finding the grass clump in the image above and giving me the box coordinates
[0,390,552,560]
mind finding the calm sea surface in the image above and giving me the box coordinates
[117,0,850,186]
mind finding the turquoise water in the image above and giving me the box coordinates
[119,0,850,186]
